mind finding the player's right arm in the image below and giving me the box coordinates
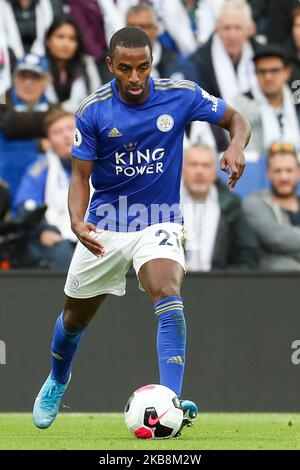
[69,106,105,257]
[68,158,104,257]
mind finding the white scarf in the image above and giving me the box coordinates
[252,84,300,151]
[45,77,88,113]
[180,183,220,271]
[195,0,224,44]
[1,0,53,59]
[189,120,218,150]
[45,56,101,113]
[0,28,11,98]
[98,0,125,45]
[44,150,76,242]
[151,41,162,78]
[211,32,257,106]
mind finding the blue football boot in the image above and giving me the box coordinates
[174,399,199,437]
[33,373,71,429]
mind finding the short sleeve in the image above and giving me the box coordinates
[72,111,98,161]
[189,83,227,124]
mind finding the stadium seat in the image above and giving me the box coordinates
[0,132,39,200]
[217,151,269,198]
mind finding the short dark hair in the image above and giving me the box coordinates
[253,45,289,67]
[109,27,153,58]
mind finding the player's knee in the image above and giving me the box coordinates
[151,283,181,304]
[63,310,88,332]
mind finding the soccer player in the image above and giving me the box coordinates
[33,27,251,435]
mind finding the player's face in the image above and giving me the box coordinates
[268,154,300,198]
[183,148,217,199]
[107,46,152,104]
[256,57,291,97]
[48,115,76,159]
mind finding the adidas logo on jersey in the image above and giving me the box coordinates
[108,127,122,137]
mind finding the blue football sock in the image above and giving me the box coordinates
[51,313,84,384]
[154,296,186,397]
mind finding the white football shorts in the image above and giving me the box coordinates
[64,222,185,298]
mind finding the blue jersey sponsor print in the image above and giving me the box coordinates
[72,78,226,232]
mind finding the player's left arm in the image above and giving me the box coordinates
[218,106,252,189]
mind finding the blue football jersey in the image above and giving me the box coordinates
[72,77,226,232]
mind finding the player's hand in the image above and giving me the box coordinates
[72,221,105,257]
[220,143,246,189]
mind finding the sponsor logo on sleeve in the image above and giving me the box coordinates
[73,128,82,147]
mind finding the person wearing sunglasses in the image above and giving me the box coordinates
[234,45,300,155]
[243,142,300,271]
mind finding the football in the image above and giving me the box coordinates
[124,384,183,439]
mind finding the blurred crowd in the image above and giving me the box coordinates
[0,0,300,273]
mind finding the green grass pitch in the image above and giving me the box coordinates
[1,413,300,450]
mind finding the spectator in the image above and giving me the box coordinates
[100,0,197,56]
[170,0,258,105]
[170,0,259,152]
[14,108,77,271]
[126,4,178,77]
[0,180,10,220]
[234,46,300,154]
[0,179,17,267]
[248,0,299,45]
[44,16,101,112]
[181,144,258,271]
[243,142,300,271]
[195,0,257,45]
[181,0,200,34]
[0,53,53,140]
[68,0,112,83]
[0,179,46,267]
[150,0,197,55]
[0,0,61,59]
[284,6,300,91]
[0,28,11,99]
[194,0,224,44]
[49,0,63,15]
